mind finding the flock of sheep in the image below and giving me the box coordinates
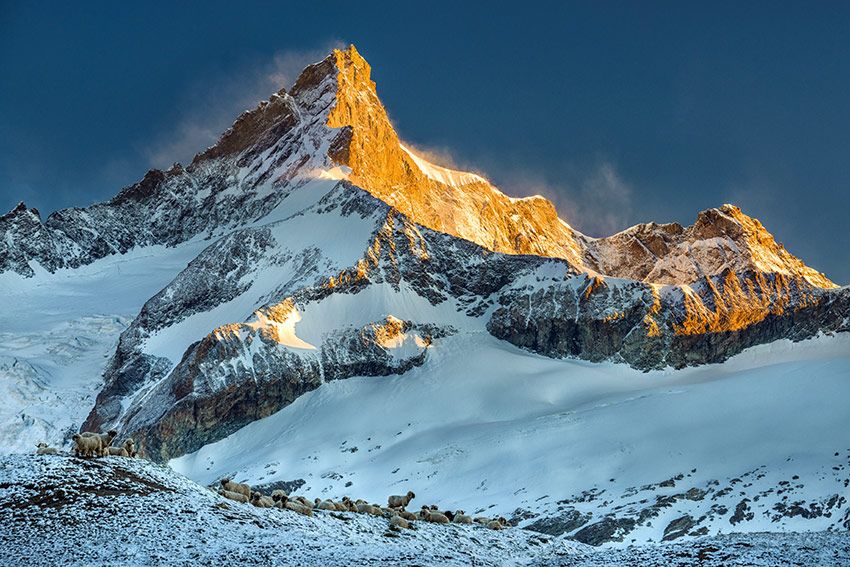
[35,433,510,532]
[35,430,137,458]
[217,480,510,531]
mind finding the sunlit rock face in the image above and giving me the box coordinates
[0,44,835,290]
[585,204,836,289]
[319,46,588,267]
[3,43,846,462]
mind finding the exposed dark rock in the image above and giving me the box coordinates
[730,499,754,525]
[662,515,696,541]
[571,516,636,546]
[524,509,591,536]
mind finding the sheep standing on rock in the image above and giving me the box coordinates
[387,491,415,509]
[35,443,58,455]
[107,438,136,457]
[79,430,118,457]
[72,432,114,458]
[220,478,251,500]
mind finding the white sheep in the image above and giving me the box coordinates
[420,506,449,523]
[221,490,249,504]
[398,509,417,522]
[487,517,508,530]
[106,439,136,457]
[80,430,118,456]
[453,510,473,524]
[35,442,58,455]
[356,502,383,516]
[387,490,416,509]
[271,489,288,503]
[72,433,102,457]
[389,515,411,529]
[250,493,274,508]
[294,496,314,509]
[314,498,337,511]
[278,496,313,517]
[219,478,251,499]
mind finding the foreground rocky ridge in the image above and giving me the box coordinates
[2,454,848,566]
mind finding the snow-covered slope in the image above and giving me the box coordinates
[5,454,847,566]
[170,333,850,545]
[75,177,847,463]
[0,239,209,453]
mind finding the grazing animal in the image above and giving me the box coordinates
[221,490,249,503]
[398,509,417,522]
[444,510,455,522]
[72,434,102,458]
[356,502,383,516]
[271,490,288,503]
[389,515,411,529]
[487,517,508,530]
[387,491,416,509]
[278,496,313,517]
[314,499,337,511]
[219,478,251,499]
[293,496,314,509]
[250,493,275,508]
[35,443,58,455]
[473,516,490,525]
[453,510,473,524]
[80,430,118,456]
[106,438,135,457]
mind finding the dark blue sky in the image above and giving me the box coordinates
[2,2,848,283]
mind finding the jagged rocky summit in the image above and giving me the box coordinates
[1,45,847,463]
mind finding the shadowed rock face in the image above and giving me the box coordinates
[80,185,848,462]
[125,317,441,462]
[488,271,850,370]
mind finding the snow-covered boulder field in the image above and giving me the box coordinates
[1,453,848,566]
